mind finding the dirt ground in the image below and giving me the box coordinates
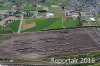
[0,10,8,14]
[21,21,36,31]
[0,27,100,59]
[50,7,65,18]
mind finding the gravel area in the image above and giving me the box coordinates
[0,27,100,59]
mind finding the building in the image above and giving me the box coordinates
[90,17,96,21]
[80,12,96,21]
[46,13,54,18]
[65,10,79,19]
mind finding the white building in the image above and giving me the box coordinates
[46,13,54,18]
[90,18,96,21]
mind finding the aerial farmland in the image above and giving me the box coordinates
[0,0,100,66]
[0,0,81,34]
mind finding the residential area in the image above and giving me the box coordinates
[0,0,100,34]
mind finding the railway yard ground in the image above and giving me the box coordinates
[0,27,100,66]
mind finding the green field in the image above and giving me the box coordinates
[82,21,100,26]
[64,18,81,28]
[23,5,36,11]
[0,6,12,10]
[0,25,2,30]
[22,18,81,32]
[0,20,20,34]
[24,18,36,24]
[7,20,20,32]
[22,18,60,32]
[0,29,13,34]
[45,18,62,29]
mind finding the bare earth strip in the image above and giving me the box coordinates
[21,21,36,31]
[0,27,100,59]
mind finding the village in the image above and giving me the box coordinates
[0,0,100,34]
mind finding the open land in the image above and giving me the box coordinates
[0,0,100,66]
[0,27,100,60]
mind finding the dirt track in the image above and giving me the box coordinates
[21,21,36,31]
[0,27,100,59]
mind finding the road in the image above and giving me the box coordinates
[17,13,24,33]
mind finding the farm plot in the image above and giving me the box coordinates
[0,25,2,30]
[82,21,100,26]
[0,24,13,34]
[22,17,80,32]
[0,10,8,14]
[23,5,36,12]
[21,21,36,31]
[93,18,100,26]
[0,3,12,10]
[49,7,65,18]
[64,18,81,28]
[7,20,20,32]
[22,18,62,32]
[0,29,13,34]
[0,6,12,10]
[0,20,20,34]
[45,18,62,29]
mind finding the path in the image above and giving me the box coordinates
[17,13,24,33]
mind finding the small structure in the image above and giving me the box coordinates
[80,12,96,22]
[10,60,14,62]
[51,5,59,8]
[37,5,42,7]
[82,17,96,22]
[90,17,96,21]
[71,12,79,19]
[46,13,54,18]
[65,10,79,19]
[65,5,76,16]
